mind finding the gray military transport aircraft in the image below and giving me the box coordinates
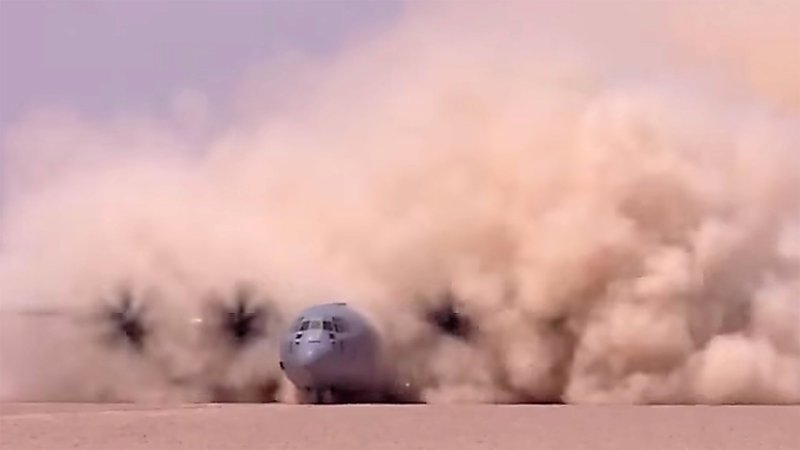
[278,298,470,403]
[279,302,389,404]
[7,284,470,404]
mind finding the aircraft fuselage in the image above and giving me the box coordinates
[279,302,384,403]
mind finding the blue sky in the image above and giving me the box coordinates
[0,1,404,136]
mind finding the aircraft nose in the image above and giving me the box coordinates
[297,341,331,368]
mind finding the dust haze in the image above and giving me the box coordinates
[1,3,799,404]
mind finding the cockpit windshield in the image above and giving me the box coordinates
[296,317,347,333]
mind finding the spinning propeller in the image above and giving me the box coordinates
[208,283,268,346]
[99,285,149,351]
[426,291,473,340]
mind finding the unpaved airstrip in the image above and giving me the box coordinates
[1,403,797,450]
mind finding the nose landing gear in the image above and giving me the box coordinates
[301,387,340,404]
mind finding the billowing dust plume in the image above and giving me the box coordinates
[1,3,799,404]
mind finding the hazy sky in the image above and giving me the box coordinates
[0,0,404,136]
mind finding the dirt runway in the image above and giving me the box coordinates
[1,403,797,450]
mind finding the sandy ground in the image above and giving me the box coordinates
[1,404,798,450]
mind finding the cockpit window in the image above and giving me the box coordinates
[323,321,332,331]
[332,316,348,333]
[298,321,309,331]
[309,320,322,330]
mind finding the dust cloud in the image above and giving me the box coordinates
[1,3,799,404]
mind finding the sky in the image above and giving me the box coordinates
[0,0,404,141]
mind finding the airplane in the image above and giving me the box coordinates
[278,302,390,404]
[278,298,472,404]
[5,283,472,404]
